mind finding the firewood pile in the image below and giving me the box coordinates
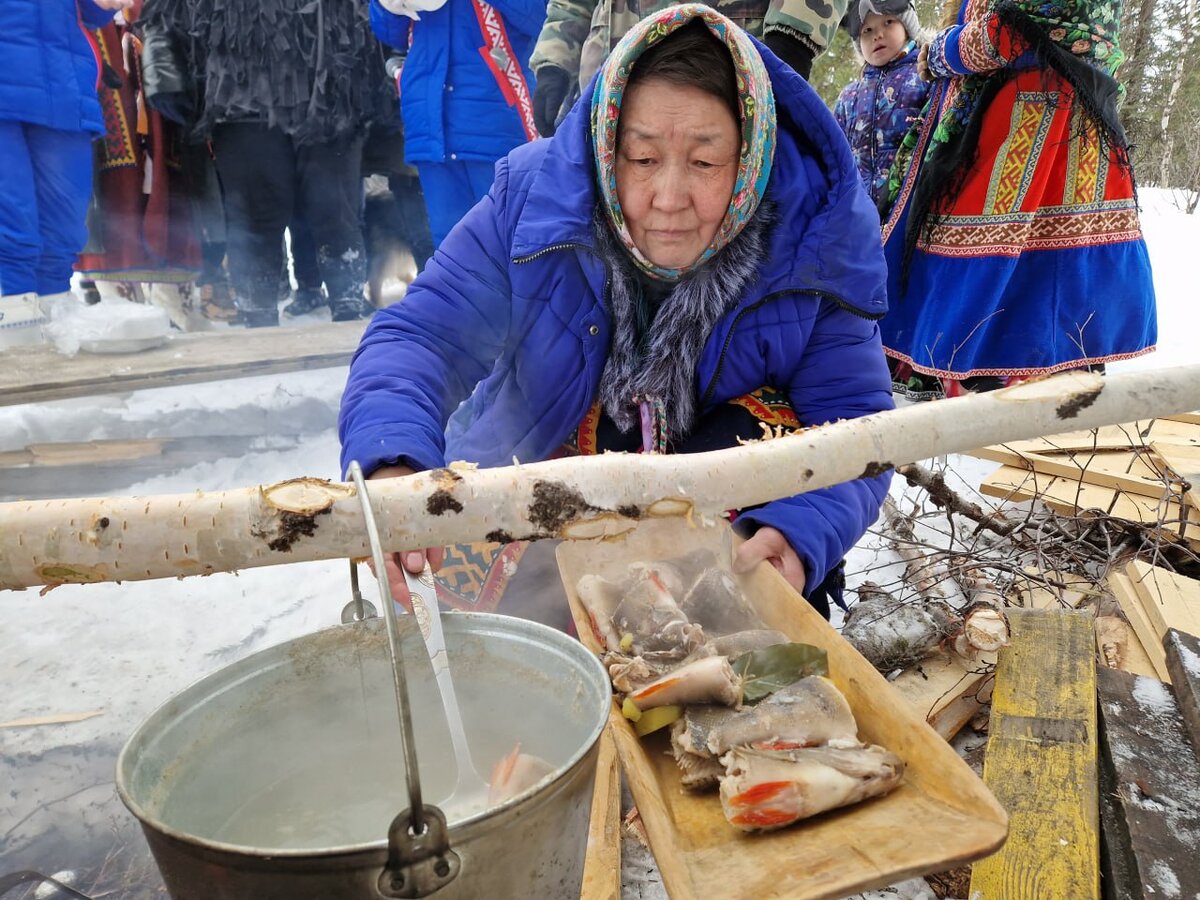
[851,414,1200,899]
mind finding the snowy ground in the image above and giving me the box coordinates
[0,190,1194,898]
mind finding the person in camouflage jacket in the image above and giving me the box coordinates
[529,0,848,135]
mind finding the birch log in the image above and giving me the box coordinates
[3,366,1200,591]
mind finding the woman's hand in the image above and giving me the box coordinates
[367,465,445,609]
[93,0,135,10]
[732,526,807,596]
[917,43,933,82]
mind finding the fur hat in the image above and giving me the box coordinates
[844,0,921,43]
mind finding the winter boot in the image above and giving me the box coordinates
[0,292,47,350]
[320,244,375,322]
[282,286,328,318]
[233,273,281,329]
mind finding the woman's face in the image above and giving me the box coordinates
[615,79,740,270]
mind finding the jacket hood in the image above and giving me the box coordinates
[510,37,888,318]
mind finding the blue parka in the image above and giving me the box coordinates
[0,0,115,134]
[369,0,543,164]
[340,44,895,590]
[834,46,931,206]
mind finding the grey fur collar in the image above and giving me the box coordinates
[595,203,773,441]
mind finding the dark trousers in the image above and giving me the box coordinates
[212,123,365,320]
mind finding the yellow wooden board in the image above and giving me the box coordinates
[968,609,1099,900]
[556,517,1007,900]
[1126,560,1200,643]
[580,727,621,900]
[1108,571,1172,683]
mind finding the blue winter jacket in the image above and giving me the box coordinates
[340,43,895,590]
[0,0,115,134]
[369,0,542,164]
[834,46,931,206]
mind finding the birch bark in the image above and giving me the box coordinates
[2,367,1199,592]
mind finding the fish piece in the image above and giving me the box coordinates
[613,570,704,654]
[671,549,722,584]
[679,568,766,636]
[626,559,686,599]
[669,705,732,790]
[719,743,905,831]
[629,655,741,710]
[711,629,790,658]
[604,644,716,693]
[705,676,857,755]
[576,574,624,651]
[488,744,555,806]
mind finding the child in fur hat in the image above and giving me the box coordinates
[834,0,930,207]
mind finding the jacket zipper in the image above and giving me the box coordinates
[869,72,883,186]
[700,289,884,406]
[512,241,612,342]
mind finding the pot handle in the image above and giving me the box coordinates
[377,804,462,899]
[347,462,460,898]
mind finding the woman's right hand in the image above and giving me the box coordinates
[367,465,446,610]
[917,43,933,82]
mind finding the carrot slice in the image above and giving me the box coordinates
[728,780,791,806]
[730,807,798,828]
[631,676,680,701]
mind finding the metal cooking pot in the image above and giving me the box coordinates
[116,611,611,899]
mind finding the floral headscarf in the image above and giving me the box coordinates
[590,4,777,282]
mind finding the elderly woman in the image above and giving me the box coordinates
[339,4,894,619]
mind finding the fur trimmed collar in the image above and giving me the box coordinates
[595,202,773,441]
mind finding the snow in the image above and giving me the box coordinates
[0,189,1195,897]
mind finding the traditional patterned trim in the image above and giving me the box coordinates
[883,344,1157,380]
[434,540,529,613]
[471,0,538,142]
[985,92,1056,215]
[923,204,1142,256]
[959,16,1005,71]
[95,32,137,170]
[728,386,801,430]
[881,78,949,244]
[1063,106,1106,205]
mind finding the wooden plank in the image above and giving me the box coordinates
[1164,628,1200,755]
[0,710,104,729]
[892,649,997,741]
[1152,440,1200,514]
[973,419,1200,455]
[557,517,1008,900]
[1010,567,1098,610]
[1126,560,1200,643]
[1096,667,1200,899]
[1108,571,1172,683]
[982,466,1200,547]
[1163,412,1200,427]
[581,727,621,900]
[0,321,366,407]
[1094,615,1159,681]
[0,438,167,468]
[971,444,1171,499]
[0,435,301,501]
[968,609,1099,900]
